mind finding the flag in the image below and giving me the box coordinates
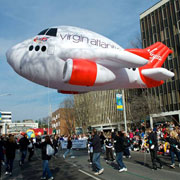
[116,94,123,111]
[0,113,1,121]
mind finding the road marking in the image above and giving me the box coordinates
[78,169,102,180]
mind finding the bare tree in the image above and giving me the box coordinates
[59,96,75,135]
[74,93,93,133]
[129,33,143,49]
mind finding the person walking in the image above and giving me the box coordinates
[99,132,106,154]
[63,136,74,158]
[28,138,35,161]
[92,129,104,175]
[37,136,54,180]
[19,133,29,166]
[88,134,93,164]
[4,135,18,176]
[53,136,59,156]
[123,132,131,158]
[114,131,127,172]
[167,130,180,168]
[147,128,163,170]
[105,135,115,162]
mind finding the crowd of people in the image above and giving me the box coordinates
[86,121,180,175]
[0,121,179,178]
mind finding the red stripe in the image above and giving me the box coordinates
[138,69,164,88]
[69,59,97,86]
[125,49,150,59]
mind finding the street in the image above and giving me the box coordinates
[1,149,180,180]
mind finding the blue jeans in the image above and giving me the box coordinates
[170,150,180,164]
[42,160,52,178]
[64,149,73,157]
[124,148,130,157]
[93,152,102,172]
[21,150,27,164]
[6,158,14,173]
[116,152,126,169]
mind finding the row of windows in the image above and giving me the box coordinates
[29,45,47,52]
[141,1,180,46]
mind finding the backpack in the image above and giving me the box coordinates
[46,144,54,156]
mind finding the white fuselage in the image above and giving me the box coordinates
[6,26,146,93]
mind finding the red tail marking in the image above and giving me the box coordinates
[126,49,150,59]
[138,42,173,88]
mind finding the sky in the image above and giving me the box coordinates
[0,0,160,121]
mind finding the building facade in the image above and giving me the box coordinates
[140,0,180,123]
[7,122,38,134]
[51,108,75,136]
[0,111,38,134]
[74,90,130,132]
[0,111,12,134]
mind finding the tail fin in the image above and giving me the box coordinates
[126,42,173,68]
[145,42,173,68]
[126,42,174,88]
[128,42,174,88]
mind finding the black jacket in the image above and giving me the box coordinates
[5,141,18,159]
[38,141,52,160]
[114,135,124,153]
[167,137,179,152]
[148,132,158,151]
[123,137,131,148]
[19,137,29,151]
[67,140,72,149]
[92,134,101,153]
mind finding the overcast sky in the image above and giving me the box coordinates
[0,0,160,121]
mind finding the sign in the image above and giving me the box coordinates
[116,94,123,111]
[0,112,1,121]
[60,139,87,149]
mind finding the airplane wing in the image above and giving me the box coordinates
[141,68,174,81]
[61,48,148,68]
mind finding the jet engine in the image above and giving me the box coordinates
[63,59,116,86]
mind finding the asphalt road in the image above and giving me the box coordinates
[0,149,179,180]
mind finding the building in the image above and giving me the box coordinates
[74,90,129,132]
[0,111,12,134]
[51,108,75,136]
[7,122,38,134]
[140,0,180,125]
[0,111,38,134]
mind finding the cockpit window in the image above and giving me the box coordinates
[46,28,57,37]
[38,29,49,35]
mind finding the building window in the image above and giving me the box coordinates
[177,20,180,33]
[172,91,177,103]
[165,27,169,39]
[162,7,167,19]
[153,33,158,43]
[141,21,145,32]
[143,39,146,48]
[168,54,173,60]
[151,14,155,26]
[174,0,180,12]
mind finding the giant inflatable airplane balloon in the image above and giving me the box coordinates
[6,26,174,94]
